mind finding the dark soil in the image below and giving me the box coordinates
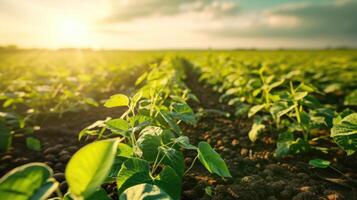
[181,64,357,200]
[0,60,356,200]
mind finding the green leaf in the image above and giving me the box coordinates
[344,90,357,106]
[197,142,231,178]
[160,148,185,177]
[172,136,197,150]
[117,158,152,196]
[154,166,181,200]
[275,132,310,157]
[331,113,357,155]
[117,143,133,158]
[137,126,163,162]
[87,188,111,200]
[309,159,331,168]
[104,94,129,108]
[0,163,57,200]
[26,137,41,151]
[119,183,172,200]
[170,102,196,125]
[275,132,294,158]
[106,118,129,137]
[66,139,119,198]
[248,104,265,118]
[117,158,181,200]
[248,122,265,143]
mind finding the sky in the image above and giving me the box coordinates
[0,0,356,49]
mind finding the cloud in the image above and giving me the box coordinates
[101,0,239,23]
[203,0,357,39]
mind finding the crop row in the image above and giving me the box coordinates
[0,56,230,200]
[190,52,357,158]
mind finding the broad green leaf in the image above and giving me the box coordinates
[64,189,111,200]
[154,166,181,200]
[275,132,294,158]
[0,163,57,200]
[119,183,172,200]
[117,143,133,158]
[117,158,152,196]
[87,188,111,200]
[159,112,181,135]
[117,158,180,200]
[331,113,357,155]
[137,126,162,161]
[172,136,197,150]
[197,142,231,178]
[66,139,119,198]
[160,148,185,177]
[275,132,310,157]
[26,137,41,151]
[248,104,265,118]
[248,122,265,143]
[309,159,331,168]
[105,119,129,137]
[104,94,129,108]
[170,102,196,125]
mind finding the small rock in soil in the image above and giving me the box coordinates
[231,139,239,147]
[44,154,56,162]
[1,155,13,162]
[53,173,65,182]
[59,181,68,193]
[240,148,249,156]
[59,154,71,163]
[44,147,59,155]
[54,162,64,171]
[299,186,311,193]
[13,157,29,165]
[59,150,69,157]
[269,180,286,192]
[292,191,317,200]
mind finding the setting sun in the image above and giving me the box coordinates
[54,17,91,47]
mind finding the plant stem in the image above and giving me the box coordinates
[184,155,199,175]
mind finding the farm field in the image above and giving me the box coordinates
[0,49,357,200]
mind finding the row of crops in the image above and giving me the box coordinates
[190,51,357,158]
[0,50,356,199]
[0,56,230,199]
[0,50,162,152]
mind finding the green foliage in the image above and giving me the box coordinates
[331,113,357,155]
[119,183,172,200]
[0,163,58,200]
[65,139,119,198]
[104,94,129,108]
[26,136,41,151]
[76,56,230,199]
[309,159,331,168]
[198,142,232,178]
[192,51,357,157]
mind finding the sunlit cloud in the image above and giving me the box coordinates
[0,0,356,49]
[101,0,240,23]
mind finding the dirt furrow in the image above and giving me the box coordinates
[181,60,356,200]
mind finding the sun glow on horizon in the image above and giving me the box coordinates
[53,17,92,47]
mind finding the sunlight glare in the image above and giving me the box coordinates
[54,17,91,47]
